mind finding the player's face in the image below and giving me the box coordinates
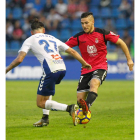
[81,17,94,33]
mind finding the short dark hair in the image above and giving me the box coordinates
[31,18,44,30]
[81,12,94,18]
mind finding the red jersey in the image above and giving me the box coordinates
[65,28,119,75]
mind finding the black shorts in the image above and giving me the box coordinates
[77,69,107,93]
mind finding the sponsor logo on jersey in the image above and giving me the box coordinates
[87,45,98,57]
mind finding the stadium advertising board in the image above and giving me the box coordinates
[6,56,134,80]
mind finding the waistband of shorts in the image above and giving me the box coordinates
[52,69,65,73]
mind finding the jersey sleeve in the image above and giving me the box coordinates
[55,38,69,52]
[105,30,120,44]
[18,38,31,54]
[65,36,78,48]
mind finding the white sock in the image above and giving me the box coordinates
[45,100,68,111]
[43,109,49,115]
[42,95,52,115]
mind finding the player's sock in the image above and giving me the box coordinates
[42,95,52,116]
[42,109,49,115]
[45,100,68,111]
[41,109,49,122]
[85,91,98,109]
[42,113,49,119]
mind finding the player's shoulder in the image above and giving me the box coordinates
[73,31,85,38]
[23,35,33,43]
[95,28,110,35]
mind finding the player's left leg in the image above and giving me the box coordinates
[78,69,107,115]
[33,95,52,127]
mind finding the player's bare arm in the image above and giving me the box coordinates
[116,38,134,71]
[65,47,92,70]
[6,51,27,73]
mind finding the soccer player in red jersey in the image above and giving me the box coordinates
[65,12,134,115]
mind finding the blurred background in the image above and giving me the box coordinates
[6,0,134,80]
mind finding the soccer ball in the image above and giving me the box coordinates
[77,108,91,124]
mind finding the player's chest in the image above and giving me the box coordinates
[78,34,106,51]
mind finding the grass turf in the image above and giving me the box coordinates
[6,80,134,140]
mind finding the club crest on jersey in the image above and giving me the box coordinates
[95,38,99,43]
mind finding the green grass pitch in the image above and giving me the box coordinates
[6,80,134,140]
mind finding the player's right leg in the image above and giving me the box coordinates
[77,79,99,115]
[77,72,91,115]
[36,70,79,125]
[36,95,79,126]
[78,70,107,115]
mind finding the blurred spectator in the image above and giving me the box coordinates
[39,15,46,24]
[22,18,30,32]
[6,21,14,43]
[7,13,15,24]
[119,0,131,18]
[42,0,55,16]
[45,9,63,30]
[9,0,26,8]
[60,14,71,29]
[67,0,77,16]
[33,0,43,14]
[105,19,116,33]
[75,0,88,18]
[83,0,91,4]
[100,0,111,7]
[122,30,132,51]
[23,3,34,18]
[55,0,68,16]
[129,11,134,23]
[129,0,134,23]
[12,20,23,42]
[28,9,39,21]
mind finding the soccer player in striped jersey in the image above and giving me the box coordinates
[65,12,134,115]
[6,18,92,126]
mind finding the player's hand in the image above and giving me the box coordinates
[82,63,92,70]
[127,59,134,71]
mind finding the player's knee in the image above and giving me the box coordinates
[37,101,45,108]
[90,79,100,92]
[90,87,98,93]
